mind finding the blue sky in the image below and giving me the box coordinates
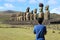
[0,0,60,14]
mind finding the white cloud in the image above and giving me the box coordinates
[37,0,44,3]
[29,0,37,4]
[50,7,60,14]
[18,0,27,3]
[47,0,57,5]
[5,0,16,2]
[0,3,15,10]
[29,0,45,4]
[4,3,15,8]
[0,6,4,9]
[3,0,27,3]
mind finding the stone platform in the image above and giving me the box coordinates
[4,20,38,25]
[3,20,50,25]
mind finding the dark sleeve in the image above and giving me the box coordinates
[44,26,47,35]
[33,26,36,34]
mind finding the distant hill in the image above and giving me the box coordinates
[50,13,60,19]
[4,10,17,13]
[0,10,20,14]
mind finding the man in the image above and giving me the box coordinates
[33,18,47,40]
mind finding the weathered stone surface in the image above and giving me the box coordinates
[26,12,29,21]
[44,5,50,20]
[30,10,33,20]
[23,12,26,21]
[26,7,30,21]
[33,9,37,20]
[38,3,44,19]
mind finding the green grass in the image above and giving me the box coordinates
[46,29,60,40]
[0,15,10,21]
[0,27,60,40]
[0,23,60,40]
[0,28,35,40]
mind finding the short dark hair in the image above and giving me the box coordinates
[37,18,44,24]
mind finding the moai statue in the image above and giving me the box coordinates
[23,12,26,21]
[44,5,50,20]
[16,14,19,21]
[16,12,23,21]
[33,9,37,20]
[20,12,23,21]
[26,7,30,21]
[30,10,33,20]
[11,14,17,21]
[38,3,44,19]
[16,14,18,21]
[10,14,15,21]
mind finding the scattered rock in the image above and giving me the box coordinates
[52,31,55,33]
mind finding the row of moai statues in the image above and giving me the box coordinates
[25,7,37,21]
[23,3,50,21]
[10,7,37,21]
[10,3,50,21]
[19,7,37,21]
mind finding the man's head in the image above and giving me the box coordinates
[37,18,44,24]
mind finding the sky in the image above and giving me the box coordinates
[0,0,60,14]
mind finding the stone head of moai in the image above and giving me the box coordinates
[26,7,30,12]
[39,3,44,12]
[34,9,37,13]
[45,5,49,10]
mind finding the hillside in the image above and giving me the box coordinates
[50,13,60,19]
[0,10,19,13]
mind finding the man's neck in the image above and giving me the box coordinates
[38,23,42,25]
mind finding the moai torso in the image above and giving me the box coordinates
[34,13,36,20]
[20,16,23,21]
[33,9,37,20]
[16,12,23,21]
[16,13,18,21]
[26,12,29,21]
[38,3,44,19]
[30,10,33,20]
[16,14,19,21]
[26,7,30,21]
[39,12,44,19]
[23,12,26,21]
[44,5,50,20]
[10,14,16,21]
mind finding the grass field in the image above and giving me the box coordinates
[0,25,60,40]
